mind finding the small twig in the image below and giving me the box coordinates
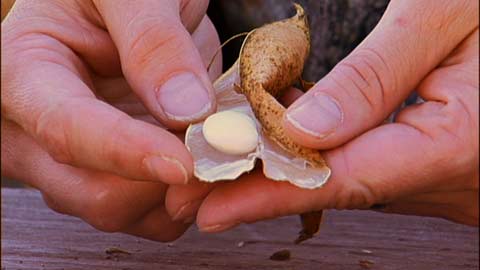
[207,32,249,71]
[269,249,291,261]
[294,210,323,244]
[359,259,375,269]
[105,247,131,255]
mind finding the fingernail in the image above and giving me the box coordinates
[172,199,202,222]
[144,155,189,184]
[199,222,239,233]
[157,72,212,121]
[172,202,191,221]
[286,93,343,137]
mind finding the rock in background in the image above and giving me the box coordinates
[208,0,389,81]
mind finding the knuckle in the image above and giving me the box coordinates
[82,186,134,233]
[41,193,68,215]
[331,180,378,210]
[439,132,475,173]
[329,150,381,210]
[100,116,132,171]
[34,102,72,164]
[124,16,187,74]
[421,1,473,32]
[423,101,477,188]
[333,48,392,114]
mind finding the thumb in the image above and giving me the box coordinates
[283,0,478,149]
[93,0,214,130]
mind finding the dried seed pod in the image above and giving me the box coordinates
[186,4,330,188]
[186,3,329,244]
[237,4,326,168]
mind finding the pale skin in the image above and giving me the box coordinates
[167,0,479,231]
[1,0,222,241]
[1,0,478,243]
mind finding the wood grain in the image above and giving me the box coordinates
[1,188,478,270]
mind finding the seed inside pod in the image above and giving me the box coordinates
[202,110,259,155]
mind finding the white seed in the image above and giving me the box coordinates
[202,110,258,155]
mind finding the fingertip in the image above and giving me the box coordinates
[143,155,189,185]
[195,172,299,231]
[283,115,328,149]
[195,184,236,231]
[198,222,240,233]
[156,72,216,128]
[165,180,214,221]
[283,91,344,149]
[123,206,190,242]
[136,123,195,184]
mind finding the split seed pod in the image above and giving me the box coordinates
[185,4,329,243]
[238,3,326,168]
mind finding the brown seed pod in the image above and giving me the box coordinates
[238,4,326,167]
[186,4,328,244]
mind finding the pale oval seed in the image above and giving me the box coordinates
[202,110,258,155]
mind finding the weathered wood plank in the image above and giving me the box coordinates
[1,188,478,270]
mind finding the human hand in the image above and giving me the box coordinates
[1,0,221,241]
[165,0,478,230]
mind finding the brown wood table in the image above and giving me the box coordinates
[1,188,478,270]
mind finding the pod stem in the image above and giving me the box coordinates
[207,32,249,72]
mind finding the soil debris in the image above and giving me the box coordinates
[269,249,291,261]
[359,259,375,269]
[105,247,131,255]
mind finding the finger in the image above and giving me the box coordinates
[283,0,478,149]
[191,16,222,81]
[93,76,150,115]
[165,179,217,223]
[3,54,192,183]
[380,190,479,226]
[124,206,191,242]
[93,0,215,130]
[196,169,337,232]
[2,4,193,184]
[2,120,171,232]
[163,87,305,222]
[2,0,121,77]
[195,123,437,232]
[280,87,304,107]
[97,16,221,109]
[177,0,210,33]
[41,193,69,215]
[163,87,305,223]
[383,202,479,226]
[165,87,303,222]
[197,93,476,231]
[3,119,191,239]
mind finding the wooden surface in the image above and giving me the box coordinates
[1,188,478,270]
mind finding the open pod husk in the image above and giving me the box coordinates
[186,4,330,189]
[185,4,329,243]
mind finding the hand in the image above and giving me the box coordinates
[1,0,222,241]
[165,0,479,230]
